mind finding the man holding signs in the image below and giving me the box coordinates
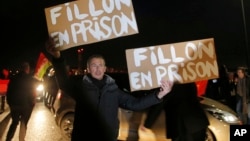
[45,0,218,140]
[45,35,174,140]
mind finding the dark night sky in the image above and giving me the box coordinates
[0,0,250,71]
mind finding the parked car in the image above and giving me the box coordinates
[53,89,75,140]
[118,96,242,141]
[43,68,59,110]
[51,73,242,141]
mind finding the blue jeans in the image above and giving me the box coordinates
[248,103,250,124]
[236,96,250,124]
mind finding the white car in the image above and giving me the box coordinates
[117,96,242,141]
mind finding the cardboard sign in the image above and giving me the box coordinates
[126,38,219,91]
[45,0,138,50]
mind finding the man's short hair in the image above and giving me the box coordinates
[86,54,105,67]
[237,66,248,75]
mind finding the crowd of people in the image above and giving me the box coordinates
[1,38,250,141]
[45,35,250,141]
[205,65,250,125]
[1,60,250,141]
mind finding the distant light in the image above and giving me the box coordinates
[77,48,84,53]
[212,79,217,83]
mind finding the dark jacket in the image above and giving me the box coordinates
[144,82,209,139]
[6,72,36,107]
[52,57,162,141]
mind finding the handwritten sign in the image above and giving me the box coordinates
[45,0,138,50]
[126,38,219,92]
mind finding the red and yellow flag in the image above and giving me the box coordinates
[34,52,52,81]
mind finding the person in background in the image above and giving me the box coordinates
[0,68,9,113]
[205,64,229,102]
[218,64,230,101]
[141,82,210,141]
[204,78,220,100]
[5,61,38,141]
[236,66,250,124]
[45,36,174,141]
[227,71,238,112]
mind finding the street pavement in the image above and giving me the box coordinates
[0,103,10,140]
[0,101,67,141]
[0,104,10,123]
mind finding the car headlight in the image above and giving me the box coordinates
[36,84,44,92]
[205,107,240,124]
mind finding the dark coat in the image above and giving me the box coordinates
[165,82,209,138]
[144,82,209,139]
[52,57,162,141]
[6,72,36,107]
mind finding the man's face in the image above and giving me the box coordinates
[87,58,106,80]
[237,70,245,79]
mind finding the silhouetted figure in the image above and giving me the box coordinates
[205,78,220,100]
[218,65,230,101]
[205,64,231,102]
[227,72,238,112]
[142,82,210,141]
[6,62,37,141]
